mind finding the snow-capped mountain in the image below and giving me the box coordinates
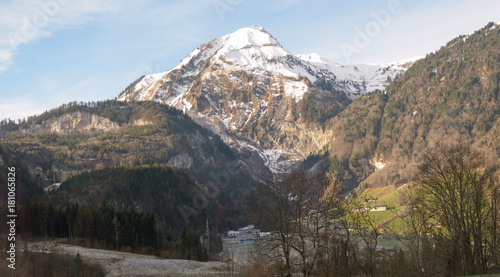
[118,25,404,104]
[117,25,409,174]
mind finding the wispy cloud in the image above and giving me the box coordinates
[0,48,14,72]
[0,101,48,121]
[0,0,146,73]
[0,0,218,121]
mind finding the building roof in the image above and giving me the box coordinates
[44,183,61,192]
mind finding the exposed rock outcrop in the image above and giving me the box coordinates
[22,111,119,133]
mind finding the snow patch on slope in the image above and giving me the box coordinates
[134,72,166,91]
[284,80,308,100]
[370,158,386,170]
[235,139,295,174]
[386,56,424,67]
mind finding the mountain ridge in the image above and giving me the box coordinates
[117,25,406,174]
[4,23,498,191]
[323,22,500,188]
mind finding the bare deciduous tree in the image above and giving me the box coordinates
[252,172,344,277]
[415,143,499,275]
[391,185,431,276]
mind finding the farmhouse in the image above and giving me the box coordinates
[364,197,378,203]
[352,207,370,212]
[223,225,264,243]
[371,205,388,211]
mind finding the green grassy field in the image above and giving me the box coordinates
[360,185,401,207]
[383,216,409,234]
[355,185,409,233]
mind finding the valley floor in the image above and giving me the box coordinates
[26,241,222,277]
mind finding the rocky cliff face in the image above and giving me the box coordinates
[118,25,404,173]
[22,111,119,133]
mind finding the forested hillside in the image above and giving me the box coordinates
[54,164,215,234]
[0,154,218,258]
[0,101,259,237]
[323,22,500,188]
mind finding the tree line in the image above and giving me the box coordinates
[1,200,208,261]
[247,144,500,277]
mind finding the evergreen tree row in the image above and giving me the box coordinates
[9,199,208,261]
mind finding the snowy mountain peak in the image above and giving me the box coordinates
[296,53,337,66]
[172,25,287,72]
[213,25,288,63]
[248,24,265,31]
[119,26,410,107]
[117,26,409,173]
[222,25,280,49]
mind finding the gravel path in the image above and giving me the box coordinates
[27,241,223,277]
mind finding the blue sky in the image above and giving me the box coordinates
[1,0,499,120]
